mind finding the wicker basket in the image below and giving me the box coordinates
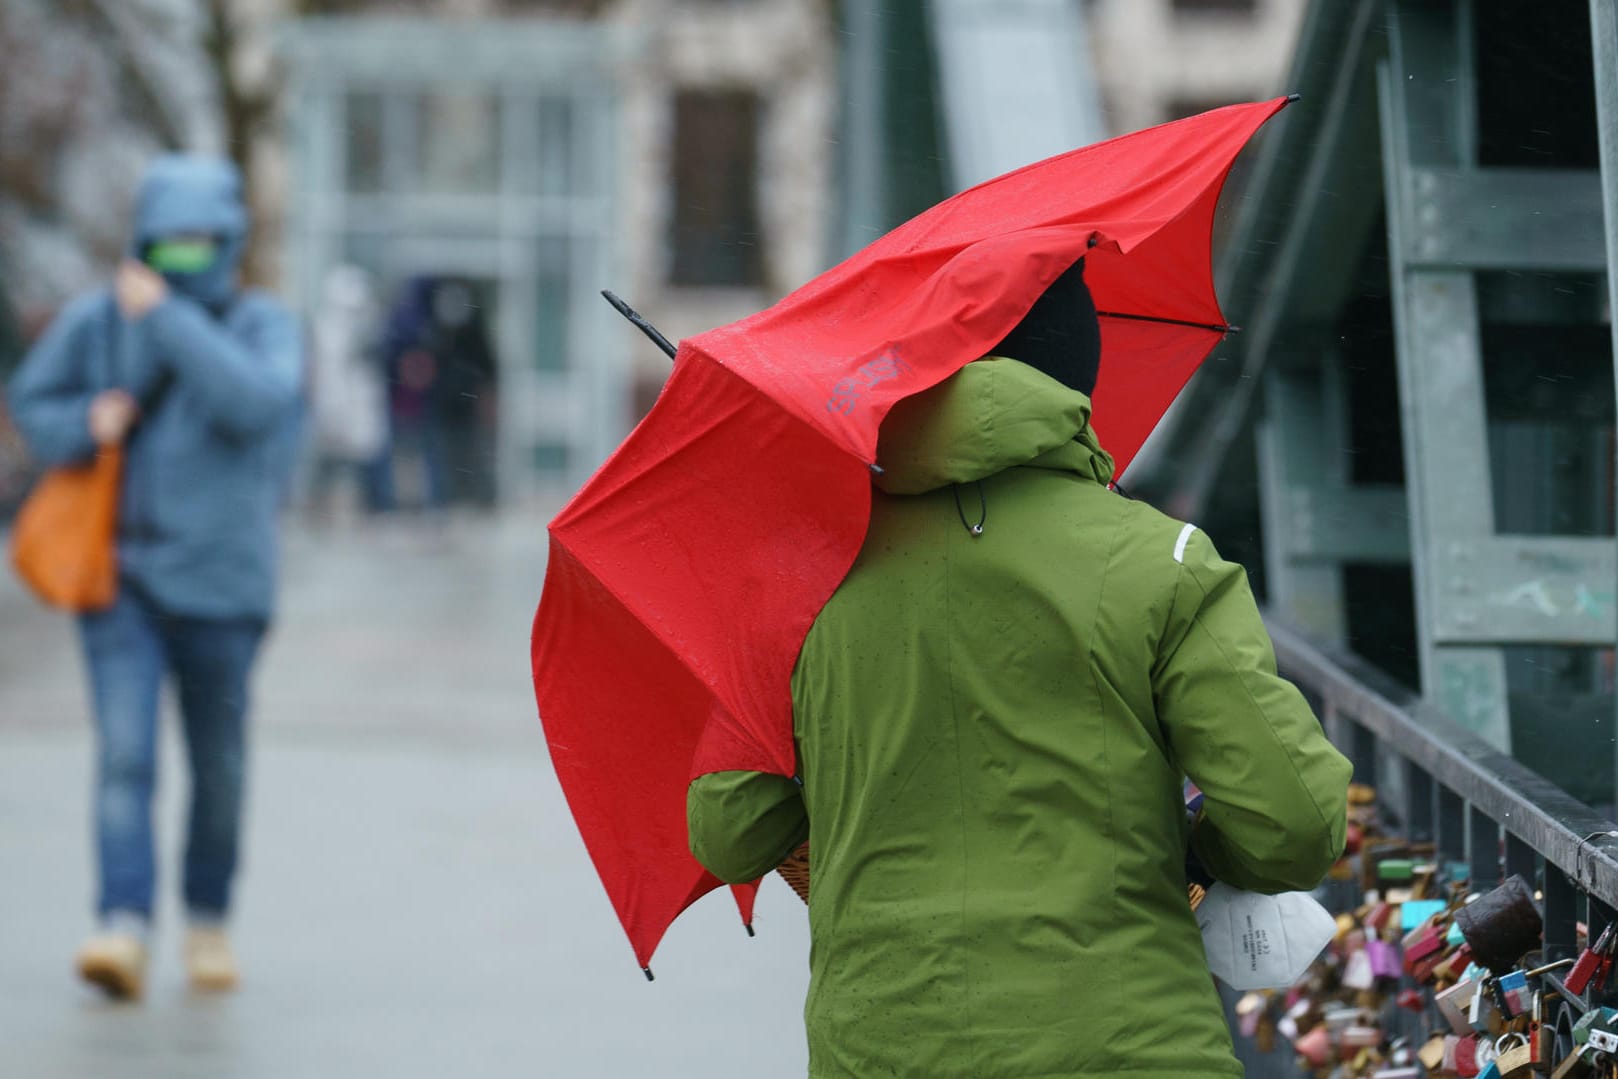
[776,842,811,903]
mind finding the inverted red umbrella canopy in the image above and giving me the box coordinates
[532,97,1294,973]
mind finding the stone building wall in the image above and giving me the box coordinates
[1087,0,1306,132]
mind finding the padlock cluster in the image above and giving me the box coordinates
[1229,783,1613,1078]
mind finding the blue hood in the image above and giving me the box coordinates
[132,155,248,307]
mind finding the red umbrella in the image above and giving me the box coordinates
[532,97,1294,974]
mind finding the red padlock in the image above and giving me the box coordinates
[1402,920,1446,974]
[1566,949,1603,995]
[1409,946,1453,984]
[1451,1033,1482,1078]
[1565,923,1613,995]
[1531,991,1548,1064]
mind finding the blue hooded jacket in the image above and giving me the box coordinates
[7,155,304,620]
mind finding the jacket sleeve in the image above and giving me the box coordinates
[687,770,809,884]
[1152,527,1352,894]
[6,296,102,466]
[141,294,302,440]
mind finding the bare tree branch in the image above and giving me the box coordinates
[80,0,189,150]
[200,0,282,285]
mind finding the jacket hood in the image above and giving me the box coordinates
[132,155,248,306]
[874,357,1115,494]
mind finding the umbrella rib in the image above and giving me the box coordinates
[604,291,887,475]
[1096,310,1240,335]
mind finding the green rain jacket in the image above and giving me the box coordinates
[688,358,1352,1079]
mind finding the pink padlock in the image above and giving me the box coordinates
[1294,1025,1332,1068]
[1365,938,1402,980]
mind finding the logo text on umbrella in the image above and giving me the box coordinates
[826,349,912,417]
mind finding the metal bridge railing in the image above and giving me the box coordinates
[1268,617,1618,973]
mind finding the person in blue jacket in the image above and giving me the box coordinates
[7,155,303,1000]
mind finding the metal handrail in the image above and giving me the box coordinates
[1232,618,1618,1079]
[1265,618,1618,916]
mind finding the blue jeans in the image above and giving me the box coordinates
[78,587,265,921]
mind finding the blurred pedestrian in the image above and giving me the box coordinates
[686,259,1351,1076]
[429,279,498,510]
[6,154,303,1000]
[306,263,388,520]
[377,277,448,516]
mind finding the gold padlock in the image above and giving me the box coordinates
[1550,1047,1592,1078]
[1253,1014,1277,1055]
[1417,1034,1447,1071]
[1493,1032,1533,1078]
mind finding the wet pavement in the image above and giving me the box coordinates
[0,513,811,1078]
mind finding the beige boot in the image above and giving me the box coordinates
[184,926,240,992]
[75,931,148,1000]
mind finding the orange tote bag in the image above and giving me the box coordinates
[9,445,122,611]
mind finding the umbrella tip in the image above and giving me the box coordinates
[1285,92,1302,104]
[869,463,884,476]
[643,966,655,982]
[745,922,756,938]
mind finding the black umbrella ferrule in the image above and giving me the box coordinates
[643,966,655,982]
[602,290,678,360]
[745,922,756,938]
[1286,92,1302,104]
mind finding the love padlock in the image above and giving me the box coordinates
[1365,937,1402,981]
[1403,917,1448,969]
[1485,1032,1534,1078]
[1550,1046,1594,1078]
[1293,1024,1331,1068]
[1452,1032,1491,1078]
[1437,976,1484,1036]
[1567,923,1617,996]
[1454,875,1544,974]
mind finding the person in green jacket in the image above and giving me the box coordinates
[687,258,1352,1078]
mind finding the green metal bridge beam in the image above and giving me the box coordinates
[1590,0,1618,801]
[1258,360,1352,643]
[1378,0,1618,767]
[1379,0,1513,749]
[1401,167,1607,271]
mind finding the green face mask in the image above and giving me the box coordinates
[145,238,219,275]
